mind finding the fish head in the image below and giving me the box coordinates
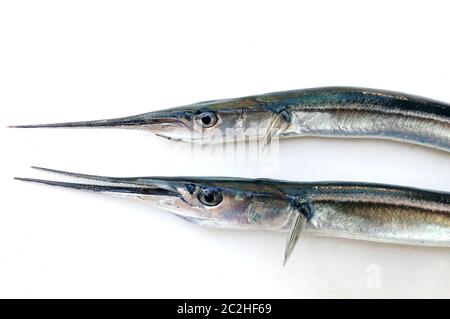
[150,177,294,230]
[146,97,282,143]
[16,168,296,230]
[11,94,288,144]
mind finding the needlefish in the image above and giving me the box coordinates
[10,87,450,152]
[16,167,450,263]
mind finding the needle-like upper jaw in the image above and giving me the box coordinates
[9,110,189,130]
[14,167,181,199]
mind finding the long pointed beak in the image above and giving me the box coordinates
[8,111,183,129]
[14,167,180,198]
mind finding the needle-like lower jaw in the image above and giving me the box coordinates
[14,177,180,197]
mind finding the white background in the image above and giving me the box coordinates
[1,0,449,298]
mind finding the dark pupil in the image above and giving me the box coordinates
[203,193,215,203]
[201,115,212,125]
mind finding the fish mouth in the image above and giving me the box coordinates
[14,166,180,199]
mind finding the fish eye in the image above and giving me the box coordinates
[198,187,223,206]
[194,111,218,128]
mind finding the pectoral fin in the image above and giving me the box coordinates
[283,211,307,265]
[283,201,314,265]
[262,109,291,150]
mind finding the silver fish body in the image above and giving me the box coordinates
[292,182,450,247]
[16,168,450,251]
[11,87,450,151]
[277,88,450,152]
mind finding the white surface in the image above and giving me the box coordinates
[1,0,450,298]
